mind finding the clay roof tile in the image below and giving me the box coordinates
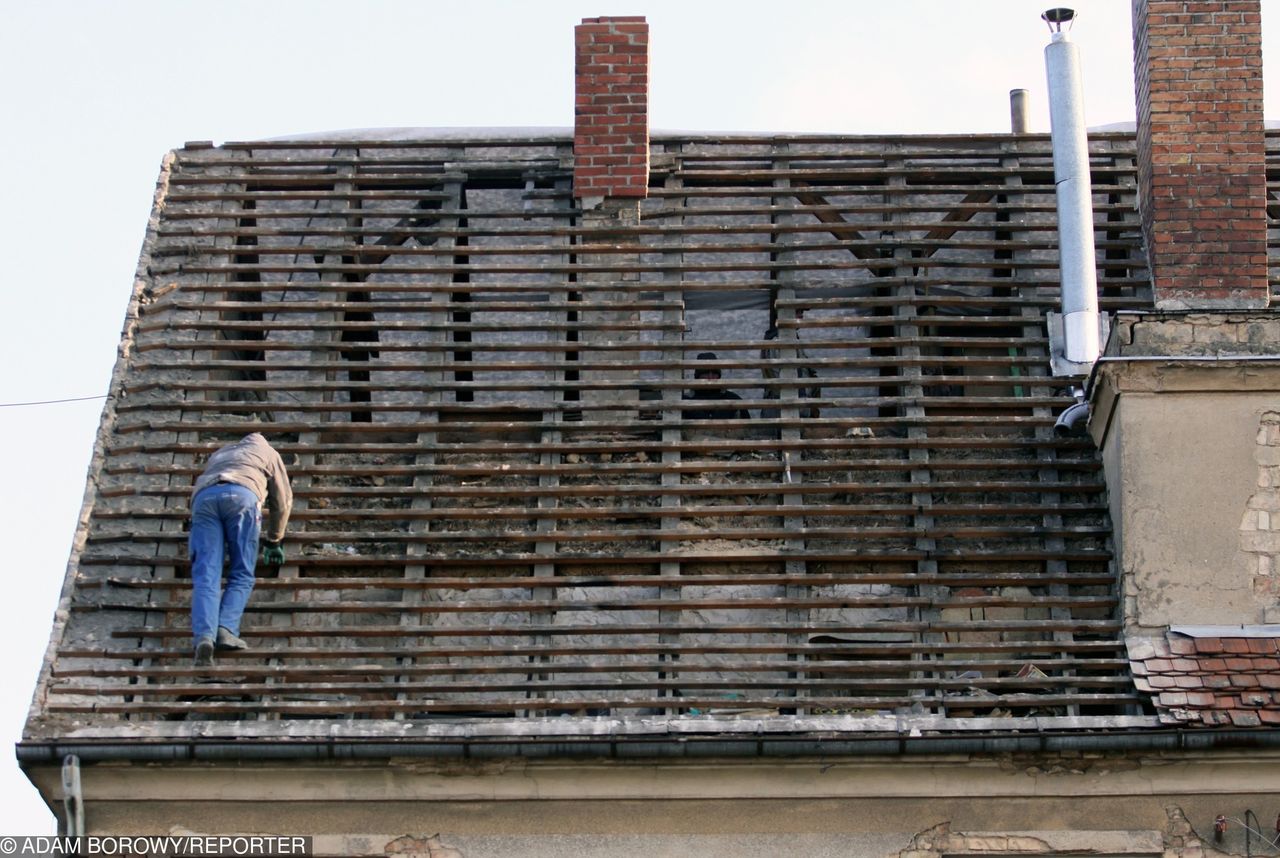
[1229,710,1263,727]
[1126,639,1157,661]
[1169,637,1197,655]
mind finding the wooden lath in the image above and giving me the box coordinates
[34,132,1155,729]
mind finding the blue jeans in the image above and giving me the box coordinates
[188,483,261,646]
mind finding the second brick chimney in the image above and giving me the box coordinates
[1088,1,1278,635]
[1133,0,1268,309]
[574,16,650,202]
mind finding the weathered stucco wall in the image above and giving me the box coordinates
[1097,390,1268,626]
[1090,312,1280,630]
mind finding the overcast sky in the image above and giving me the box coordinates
[0,0,1273,832]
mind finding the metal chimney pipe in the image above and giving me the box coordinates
[1043,9,1099,364]
[1010,89,1030,133]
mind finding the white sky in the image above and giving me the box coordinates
[0,0,1274,832]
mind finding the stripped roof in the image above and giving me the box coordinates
[25,129,1185,744]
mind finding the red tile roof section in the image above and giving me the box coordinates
[1128,633,1280,726]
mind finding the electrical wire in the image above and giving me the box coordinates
[9,153,366,416]
[1228,812,1280,856]
[0,394,107,408]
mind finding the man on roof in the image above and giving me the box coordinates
[683,352,750,421]
[188,432,293,668]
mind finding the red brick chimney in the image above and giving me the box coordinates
[1133,0,1268,309]
[574,16,650,200]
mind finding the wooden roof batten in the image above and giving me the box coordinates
[28,129,1170,744]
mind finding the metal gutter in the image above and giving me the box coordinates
[18,728,1280,765]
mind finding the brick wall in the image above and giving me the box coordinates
[574,16,650,200]
[1132,0,1268,309]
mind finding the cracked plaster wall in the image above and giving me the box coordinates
[1102,391,1266,628]
[1090,313,1280,630]
[1239,411,1280,606]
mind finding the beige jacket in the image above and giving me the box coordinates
[191,433,293,542]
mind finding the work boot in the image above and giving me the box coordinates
[193,638,215,668]
[215,627,247,651]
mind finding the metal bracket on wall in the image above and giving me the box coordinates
[61,755,83,837]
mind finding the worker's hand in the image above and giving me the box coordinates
[261,542,286,566]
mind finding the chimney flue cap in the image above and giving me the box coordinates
[1042,8,1076,33]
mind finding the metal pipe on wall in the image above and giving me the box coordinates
[1043,9,1100,364]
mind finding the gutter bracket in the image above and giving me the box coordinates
[61,754,84,837]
